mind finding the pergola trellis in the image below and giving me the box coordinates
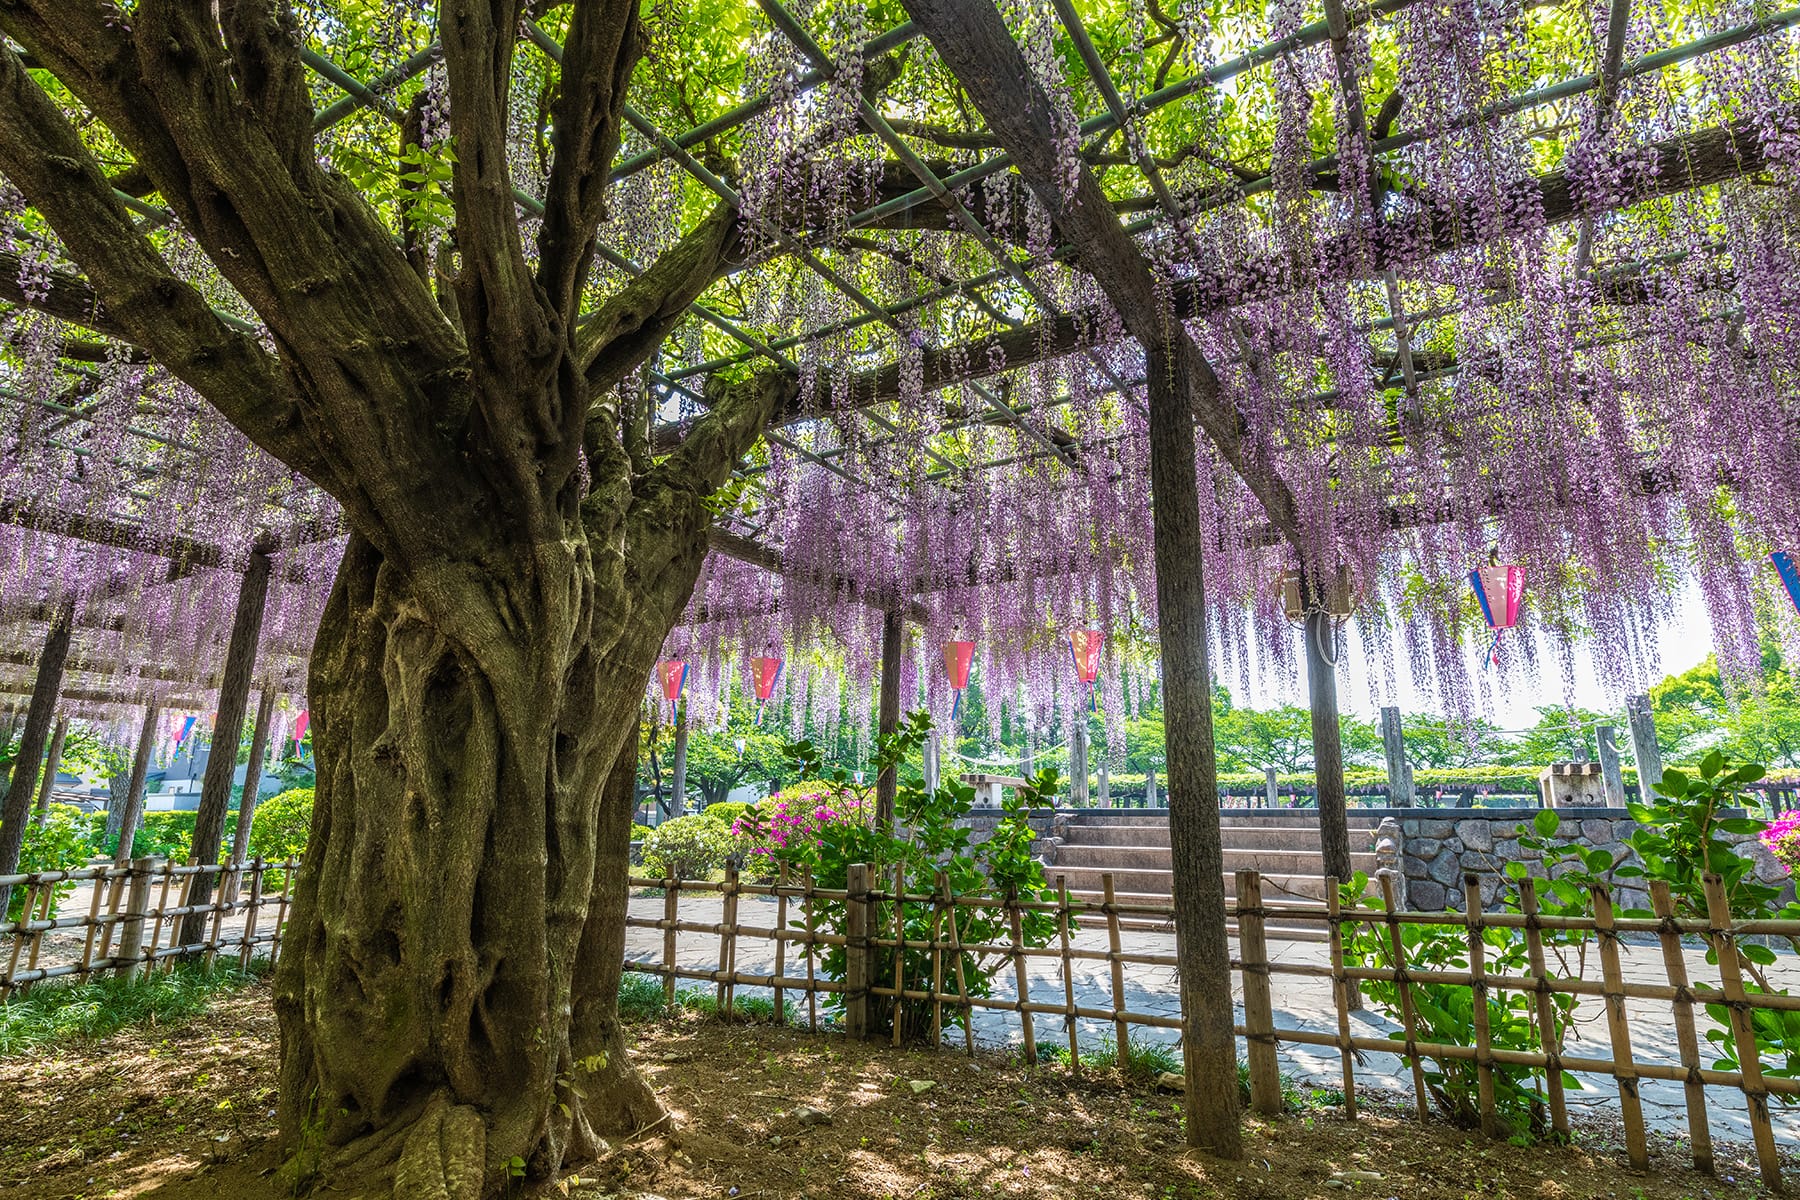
[0,0,1797,1180]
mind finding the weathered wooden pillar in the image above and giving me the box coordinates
[1264,765,1280,809]
[922,731,940,795]
[1626,694,1663,796]
[33,715,70,822]
[875,608,904,829]
[1144,343,1242,1155]
[1097,761,1110,807]
[1145,764,1157,808]
[179,544,272,949]
[0,608,74,916]
[112,704,160,866]
[1069,715,1090,805]
[222,689,277,902]
[1303,597,1355,885]
[1380,706,1414,807]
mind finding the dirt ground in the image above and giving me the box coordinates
[0,980,1792,1200]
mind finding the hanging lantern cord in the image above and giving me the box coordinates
[1311,605,1342,668]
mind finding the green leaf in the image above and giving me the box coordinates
[1700,749,1725,780]
[1657,768,1690,798]
[1718,818,1767,835]
[1583,848,1614,874]
[1741,943,1778,966]
[1533,809,1560,837]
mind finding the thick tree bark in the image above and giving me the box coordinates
[1146,346,1244,1158]
[112,704,160,867]
[181,546,272,948]
[0,609,72,916]
[33,715,69,822]
[1303,604,1354,885]
[875,608,904,828]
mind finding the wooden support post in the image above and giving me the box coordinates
[77,866,107,982]
[661,876,679,1011]
[1097,762,1110,808]
[1702,873,1783,1188]
[1626,694,1663,796]
[1380,706,1414,807]
[923,731,940,795]
[1263,765,1279,810]
[180,544,272,950]
[891,863,908,1047]
[239,860,265,970]
[1237,870,1282,1115]
[1103,872,1130,1060]
[113,704,161,866]
[939,871,974,1055]
[670,701,689,817]
[930,874,946,1049]
[774,861,789,1026]
[0,608,73,917]
[717,862,739,1015]
[876,608,904,829]
[1596,724,1626,807]
[1304,596,1355,885]
[1377,872,1431,1120]
[1144,765,1156,809]
[845,862,873,1039]
[1069,716,1090,805]
[113,856,156,980]
[1057,875,1078,1068]
[803,868,819,1033]
[33,716,69,822]
[1649,880,1713,1174]
[1517,879,1570,1138]
[224,690,277,902]
[1324,877,1358,1117]
[1592,883,1650,1169]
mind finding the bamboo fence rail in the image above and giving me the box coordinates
[626,865,1800,1190]
[0,856,298,995]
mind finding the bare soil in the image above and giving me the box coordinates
[0,979,1790,1200]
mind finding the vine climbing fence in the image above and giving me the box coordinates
[1,857,1796,1190]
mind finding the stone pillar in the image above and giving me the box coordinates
[1097,762,1110,808]
[33,715,70,822]
[1380,705,1414,807]
[1596,724,1626,808]
[1069,716,1090,806]
[1264,765,1279,809]
[922,731,940,795]
[0,608,74,917]
[1626,694,1663,796]
[1145,765,1157,808]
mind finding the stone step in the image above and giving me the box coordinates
[1051,845,1378,875]
[1049,865,1339,902]
[1064,809,1382,828]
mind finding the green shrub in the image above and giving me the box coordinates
[630,824,653,844]
[701,799,758,829]
[639,814,734,880]
[5,803,101,920]
[247,787,313,864]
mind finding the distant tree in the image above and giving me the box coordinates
[1399,716,1520,769]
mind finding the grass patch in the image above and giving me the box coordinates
[0,958,269,1057]
[616,971,799,1026]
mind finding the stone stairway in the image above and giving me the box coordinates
[1040,809,1384,937]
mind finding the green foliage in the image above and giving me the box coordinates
[0,958,268,1057]
[6,803,101,921]
[701,799,758,829]
[755,710,1060,1043]
[639,813,735,880]
[1343,872,1575,1137]
[1618,751,1783,918]
[246,788,314,865]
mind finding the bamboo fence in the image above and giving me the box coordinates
[0,856,298,994]
[626,864,1800,1190]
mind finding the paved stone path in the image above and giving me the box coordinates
[626,893,1800,1147]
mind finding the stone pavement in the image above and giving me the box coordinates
[626,893,1800,1147]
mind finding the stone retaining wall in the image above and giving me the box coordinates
[1388,808,1795,912]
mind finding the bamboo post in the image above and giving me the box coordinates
[1462,874,1501,1138]
[114,857,156,980]
[845,863,872,1040]
[1377,872,1431,1120]
[94,868,127,963]
[78,868,107,982]
[774,861,789,1026]
[1649,880,1712,1174]
[1517,878,1569,1138]
[205,865,230,967]
[930,873,946,1050]
[1702,873,1782,1189]
[1102,873,1130,1057]
[1237,870,1282,1115]
[20,883,55,990]
[239,860,265,971]
[717,862,739,1015]
[1057,875,1079,1069]
[661,876,679,1010]
[1324,877,1357,1117]
[4,882,36,991]
[803,868,819,1033]
[1007,884,1036,1064]
[1591,882,1649,1170]
[891,863,908,1047]
[146,861,177,970]
[939,871,974,1055]
[271,860,293,965]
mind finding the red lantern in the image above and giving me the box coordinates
[657,660,688,711]
[1068,629,1102,709]
[1469,563,1525,666]
[944,641,975,717]
[750,656,783,725]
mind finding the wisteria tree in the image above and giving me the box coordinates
[2,0,1798,1197]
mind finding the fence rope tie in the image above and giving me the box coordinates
[1672,982,1696,1005]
